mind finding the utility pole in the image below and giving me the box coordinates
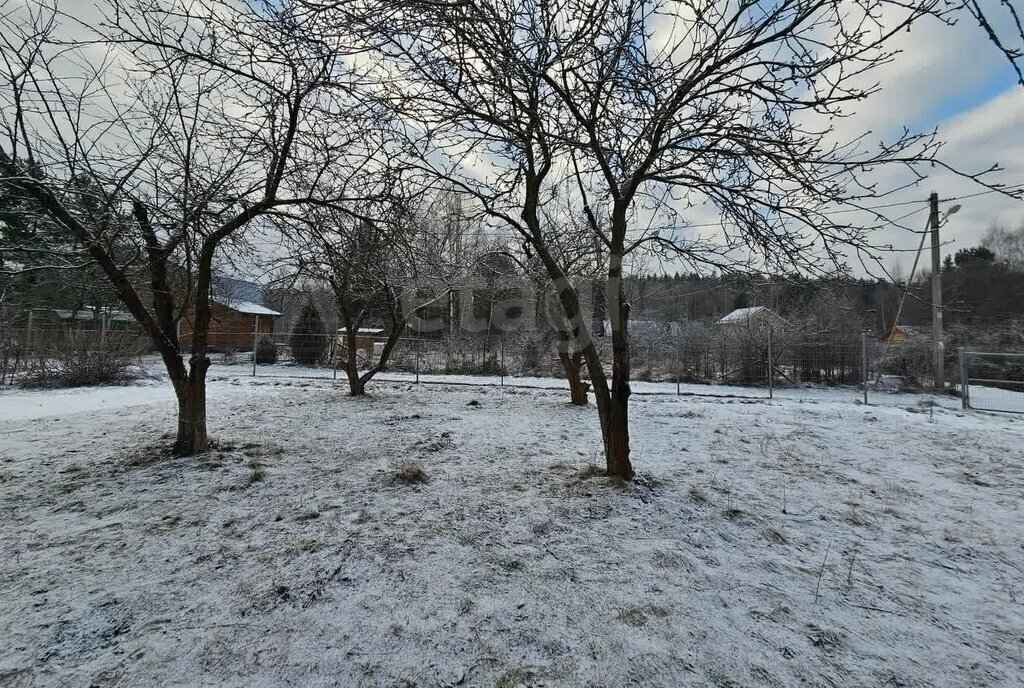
[928,192,943,392]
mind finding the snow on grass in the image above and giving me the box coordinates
[1,378,1023,686]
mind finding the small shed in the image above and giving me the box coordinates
[180,300,282,350]
[716,306,785,333]
[336,327,389,360]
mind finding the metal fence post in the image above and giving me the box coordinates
[252,320,258,377]
[499,333,505,387]
[676,325,681,396]
[860,331,867,405]
[415,338,420,384]
[959,347,969,410]
[331,338,338,381]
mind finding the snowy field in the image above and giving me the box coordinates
[1,375,1023,687]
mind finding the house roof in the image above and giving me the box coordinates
[598,319,682,337]
[717,306,776,325]
[52,307,135,323]
[889,324,931,340]
[213,275,264,305]
[222,301,281,317]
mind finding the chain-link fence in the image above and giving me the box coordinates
[958,350,1024,414]
[0,320,867,395]
[0,323,150,387]
[5,316,997,409]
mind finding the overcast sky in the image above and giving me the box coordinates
[797,7,1024,277]
[21,1,1017,283]
[636,5,1024,280]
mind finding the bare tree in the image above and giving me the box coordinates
[533,204,610,406]
[983,222,1024,270]
[326,0,1021,479]
[280,193,458,396]
[0,0,388,453]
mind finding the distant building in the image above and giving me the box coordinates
[715,306,785,333]
[599,319,683,339]
[174,277,282,350]
[336,327,389,361]
[884,324,931,343]
[180,300,282,351]
[48,306,137,330]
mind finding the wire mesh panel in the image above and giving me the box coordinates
[198,330,362,380]
[0,309,894,408]
[249,331,338,379]
[0,324,150,387]
[962,351,1024,414]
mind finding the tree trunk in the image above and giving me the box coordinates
[171,355,210,455]
[345,357,366,396]
[530,239,621,476]
[558,350,589,405]
[603,238,633,480]
[351,308,411,396]
[339,320,366,396]
[552,306,589,405]
[520,173,633,479]
[605,346,632,479]
[348,372,366,396]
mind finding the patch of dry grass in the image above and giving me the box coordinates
[391,461,429,485]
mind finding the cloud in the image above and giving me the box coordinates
[751,8,1024,277]
[845,84,1024,277]
[827,8,1024,268]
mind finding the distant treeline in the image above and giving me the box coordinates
[624,224,1024,336]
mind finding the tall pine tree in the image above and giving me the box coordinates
[290,301,328,365]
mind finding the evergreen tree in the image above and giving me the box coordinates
[290,301,328,365]
[954,246,996,267]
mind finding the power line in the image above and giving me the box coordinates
[939,189,1001,203]
[402,197,939,239]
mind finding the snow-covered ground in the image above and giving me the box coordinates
[1,376,1022,686]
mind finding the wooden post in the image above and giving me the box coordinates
[767,328,773,400]
[415,337,420,384]
[499,333,505,387]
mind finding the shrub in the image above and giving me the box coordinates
[255,337,278,364]
[0,327,26,386]
[20,328,141,388]
[289,301,327,365]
